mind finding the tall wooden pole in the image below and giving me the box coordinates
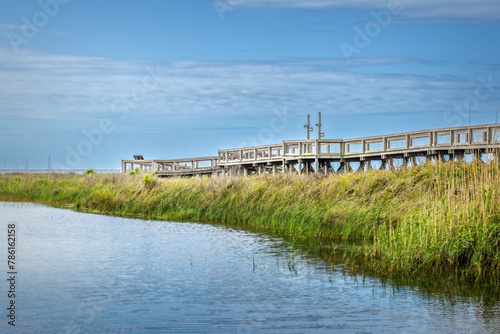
[316,112,324,140]
[304,114,313,139]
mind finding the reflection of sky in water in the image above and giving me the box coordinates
[1,202,499,333]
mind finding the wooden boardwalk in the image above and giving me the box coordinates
[122,156,220,177]
[122,123,500,177]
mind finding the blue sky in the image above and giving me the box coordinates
[1,0,500,169]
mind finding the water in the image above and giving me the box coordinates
[1,202,499,333]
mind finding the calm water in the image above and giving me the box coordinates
[1,202,499,333]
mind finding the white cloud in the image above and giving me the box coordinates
[0,23,23,32]
[238,0,500,22]
[0,48,498,124]
[0,22,69,36]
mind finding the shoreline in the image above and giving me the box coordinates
[1,161,499,279]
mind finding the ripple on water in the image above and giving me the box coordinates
[1,201,499,333]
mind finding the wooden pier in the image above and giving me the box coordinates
[122,123,500,177]
[122,156,220,177]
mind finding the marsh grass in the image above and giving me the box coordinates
[0,158,498,278]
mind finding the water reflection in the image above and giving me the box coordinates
[1,201,499,333]
[287,236,500,304]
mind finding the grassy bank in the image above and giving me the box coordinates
[0,161,499,277]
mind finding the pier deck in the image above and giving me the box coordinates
[122,156,220,177]
[122,124,500,177]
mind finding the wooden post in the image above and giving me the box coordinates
[388,158,395,170]
[337,161,345,173]
[327,161,335,174]
[366,160,373,171]
[402,157,408,168]
[380,160,387,170]
[358,161,365,172]
[304,114,313,139]
[315,112,325,140]
[345,161,353,172]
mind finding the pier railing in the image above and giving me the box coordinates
[122,156,219,176]
[122,124,500,176]
[218,124,500,164]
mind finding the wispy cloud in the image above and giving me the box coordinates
[239,0,500,22]
[0,23,22,32]
[279,57,442,67]
[0,22,69,36]
[0,48,498,124]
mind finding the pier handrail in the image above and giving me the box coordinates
[122,123,500,175]
[217,123,500,163]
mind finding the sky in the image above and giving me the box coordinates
[1,0,500,170]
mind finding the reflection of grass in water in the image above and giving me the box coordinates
[289,236,500,307]
[0,158,499,281]
[285,250,308,271]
